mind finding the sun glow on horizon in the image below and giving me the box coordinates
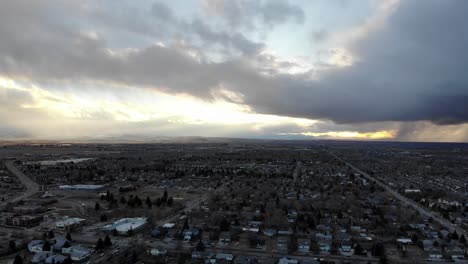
[0,76,317,128]
[292,130,397,140]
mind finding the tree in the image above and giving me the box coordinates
[9,240,16,252]
[372,243,385,257]
[100,214,108,222]
[167,197,174,206]
[48,229,55,239]
[220,218,230,231]
[355,243,365,255]
[104,235,112,247]
[156,198,162,207]
[95,202,100,211]
[120,196,126,204]
[131,250,138,263]
[63,256,72,264]
[66,232,72,242]
[43,240,51,251]
[452,230,459,240]
[112,228,118,236]
[63,241,71,248]
[195,241,205,251]
[183,218,189,230]
[411,233,419,244]
[163,189,168,201]
[146,196,152,208]
[95,238,105,251]
[460,234,467,244]
[13,255,23,264]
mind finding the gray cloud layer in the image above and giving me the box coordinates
[0,0,467,126]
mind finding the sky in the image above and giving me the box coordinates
[0,0,467,142]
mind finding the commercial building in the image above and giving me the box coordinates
[102,217,147,235]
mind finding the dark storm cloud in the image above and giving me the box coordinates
[0,0,467,125]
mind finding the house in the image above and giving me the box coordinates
[338,242,354,256]
[319,240,332,253]
[216,253,234,261]
[263,228,276,237]
[7,215,43,227]
[45,254,67,264]
[234,255,257,264]
[276,236,290,252]
[446,246,465,260]
[183,228,200,241]
[150,248,167,256]
[62,246,93,261]
[278,257,299,264]
[202,232,212,246]
[219,232,231,243]
[297,238,311,252]
[316,233,332,241]
[151,229,161,237]
[425,247,443,259]
[191,251,206,259]
[396,238,413,245]
[52,236,70,252]
[28,240,45,253]
[32,252,51,263]
[55,217,85,231]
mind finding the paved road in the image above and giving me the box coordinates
[145,240,379,263]
[292,161,302,184]
[323,147,467,237]
[3,161,40,204]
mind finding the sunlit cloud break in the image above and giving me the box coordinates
[0,0,467,142]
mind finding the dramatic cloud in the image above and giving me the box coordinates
[0,0,466,141]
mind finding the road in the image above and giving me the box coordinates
[146,239,379,263]
[2,161,40,204]
[323,147,467,238]
[292,161,302,184]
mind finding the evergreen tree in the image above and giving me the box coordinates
[167,197,174,206]
[95,202,100,211]
[195,241,205,251]
[13,255,23,264]
[63,256,72,264]
[48,229,55,239]
[220,218,230,231]
[146,196,152,208]
[354,243,365,255]
[9,240,16,252]
[452,230,459,240]
[104,235,112,247]
[95,238,104,251]
[460,234,467,244]
[131,250,138,263]
[63,241,71,248]
[66,232,72,242]
[43,240,51,251]
[100,214,108,222]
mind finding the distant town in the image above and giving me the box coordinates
[0,140,467,264]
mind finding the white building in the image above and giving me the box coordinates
[56,217,85,230]
[28,240,45,253]
[102,217,147,235]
